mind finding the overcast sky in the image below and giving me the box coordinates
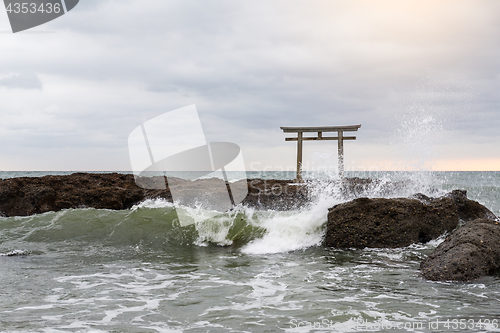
[1,0,499,172]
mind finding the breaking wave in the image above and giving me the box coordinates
[0,171,458,257]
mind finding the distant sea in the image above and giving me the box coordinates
[1,171,499,332]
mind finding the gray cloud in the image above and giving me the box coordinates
[0,73,42,90]
[0,0,499,170]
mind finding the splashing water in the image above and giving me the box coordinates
[126,165,452,254]
[2,172,500,332]
[386,90,450,193]
[394,111,443,172]
[240,202,330,254]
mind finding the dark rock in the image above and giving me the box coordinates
[336,177,417,199]
[0,173,311,216]
[241,179,308,210]
[325,196,458,249]
[0,173,147,216]
[240,177,417,211]
[420,219,500,281]
[324,191,497,249]
[446,190,498,221]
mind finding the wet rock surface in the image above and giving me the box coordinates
[334,177,419,199]
[324,190,497,249]
[0,173,147,216]
[0,174,412,216]
[3,173,498,282]
[445,189,498,222]
[420,218,500,281]
[0,173,311,216]
[242,177,421,210]
[241,179,308,210]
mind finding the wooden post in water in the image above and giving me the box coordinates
[296,131,303,181]
[280,125,361,181]
[338,131,344,177]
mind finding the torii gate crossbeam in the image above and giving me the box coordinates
[280,125,361,181]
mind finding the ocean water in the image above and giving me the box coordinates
[1,171,500,332]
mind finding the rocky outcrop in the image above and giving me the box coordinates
[241,177,422,211]
[420,218,500,281]
[0,175,281,216]
[324,190,497,249]
[334,177,425,199]
[445,190,498,222]
[3,175,402,216]
[0,173,313,216]
[241,179,308,210]
[0,173,147,216]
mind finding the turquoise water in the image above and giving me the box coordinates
[1,171,499,332]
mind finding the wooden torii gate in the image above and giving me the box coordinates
[281,125,361,181]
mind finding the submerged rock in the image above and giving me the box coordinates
[324,190,497,249]
[420,218,500,281]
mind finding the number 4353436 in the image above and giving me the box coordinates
[6,2,62,14]
[443,319,498,329]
